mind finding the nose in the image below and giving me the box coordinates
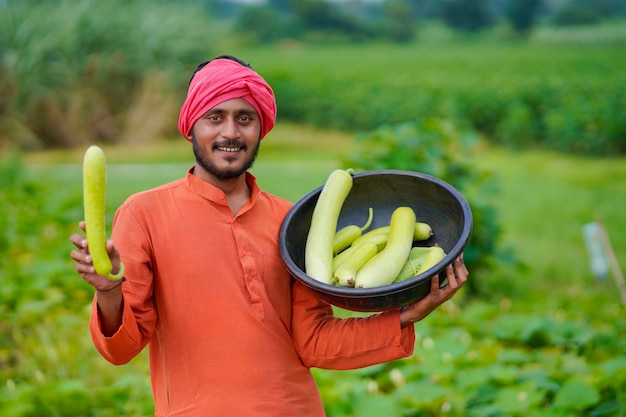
[221,117,239,139]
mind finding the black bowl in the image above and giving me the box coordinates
[279,169,473,312]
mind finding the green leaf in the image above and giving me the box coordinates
[455,368,492,391]
[489,364,520,384]
[351,393,401,417]
[600,356,626,378]
[553,378,600,410]
[395,380,449,407]
[495,381,544,414]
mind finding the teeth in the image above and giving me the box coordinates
[217,146,240,152]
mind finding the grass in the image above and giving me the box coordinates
[531,20,626,46]
[23,122,355,203]
[475,147,626,279]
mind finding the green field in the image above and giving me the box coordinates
[3,122,625,416]
[227,40,626,156]
[3,13,625,155]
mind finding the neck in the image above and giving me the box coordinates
[193,164,251,214]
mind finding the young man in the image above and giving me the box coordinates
[70,55,468,416]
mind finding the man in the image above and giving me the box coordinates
[70,55,468,416]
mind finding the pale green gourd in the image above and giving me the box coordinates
[305,169,354,284]
[333,241,378,287]
[83,145,124,280]
[332,207,374,254]
[354,207,416,288]
[351,221,432,248]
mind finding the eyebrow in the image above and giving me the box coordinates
[207,108,257,117]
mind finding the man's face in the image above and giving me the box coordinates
[190,97,261,181]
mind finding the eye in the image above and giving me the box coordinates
[237,114,253,123]
[200,110,223,122]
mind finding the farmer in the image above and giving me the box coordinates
[69,55,469,416]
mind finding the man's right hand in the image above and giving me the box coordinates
[69,221,124,292]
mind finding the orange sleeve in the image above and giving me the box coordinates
[89,292,148,365]
[88,200,157,365]
[290,279,415,370]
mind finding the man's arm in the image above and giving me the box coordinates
[70,222,126,336]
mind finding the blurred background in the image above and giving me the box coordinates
[1,0,625,416]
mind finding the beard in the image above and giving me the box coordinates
[192,135,260,181]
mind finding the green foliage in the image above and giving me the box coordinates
[531,20,626,45]
[2,138,625,416]
[233,5,301,43]
[292,0,376,42]
[343,119,505,295]
[505,0,541,35]
[437,0,495,33]
[3,0,626,157]
[245,40,626,156]
[381,0,416,43]
[552,2,602,26]
[0,152,154,416]
[233,0,407,43]
[315,299,626,417]
[0,0,217,148]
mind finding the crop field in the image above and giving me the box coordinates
[2,122,624,416]
[2,14,626,417]
[231,37,626,156]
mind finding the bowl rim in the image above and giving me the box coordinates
[279,169,473,298]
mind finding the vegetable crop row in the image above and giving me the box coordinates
[250,43,626,156]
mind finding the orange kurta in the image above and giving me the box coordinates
[90,169,415,417]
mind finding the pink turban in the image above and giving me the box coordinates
[178,58,276,141]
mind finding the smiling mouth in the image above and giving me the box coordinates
[216,146,242,152]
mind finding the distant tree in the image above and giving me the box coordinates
[506,0,541,35]
[292,0,371,40]
[382,0,416,43]
[267,0,293,14]
[438,0,495,33]
[407,0,440,19]
[552,1,601,26]
[234,5,299,42]
[568,0,625,18]
[293,0,347,30]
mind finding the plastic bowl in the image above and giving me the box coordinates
[279,169,473,312]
